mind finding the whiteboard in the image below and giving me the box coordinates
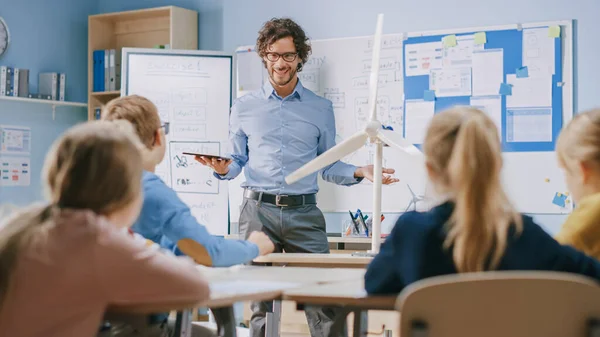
[232,20,573,216]
[122,48,233,235]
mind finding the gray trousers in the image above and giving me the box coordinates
[239,197,342,337]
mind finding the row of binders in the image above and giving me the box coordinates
[93,49,121,92]
[0,66,66,100]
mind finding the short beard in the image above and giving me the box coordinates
[269,66,298,87]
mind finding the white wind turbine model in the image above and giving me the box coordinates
[285,13,423,254]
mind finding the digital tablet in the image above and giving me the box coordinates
[182,152,231,161]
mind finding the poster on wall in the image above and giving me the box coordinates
[0,125,31,155]
[0,156,30,186]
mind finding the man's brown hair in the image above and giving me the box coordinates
[101,95,161,149]
[256,18,311,71]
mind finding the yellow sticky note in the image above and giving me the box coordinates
[548,25,561,38]
[442,35,457,48]
[474,32,487,45]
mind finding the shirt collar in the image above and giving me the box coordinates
[262,78,305,100]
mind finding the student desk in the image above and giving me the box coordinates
[283,280,398,337]
[253,253,373,268]
[225,234,383,251]
[176,266,366,337]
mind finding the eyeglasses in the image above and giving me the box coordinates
[265,52,298,62]
[153,122,169,146]
[160,122,170,136]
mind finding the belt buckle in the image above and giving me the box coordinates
[276,195,288,207]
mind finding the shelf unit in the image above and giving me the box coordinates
[88,6,198,120]
[0,95,87,120]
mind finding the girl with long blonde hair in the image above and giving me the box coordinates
[365,106,600,295]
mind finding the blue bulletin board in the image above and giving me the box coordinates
[403,26,563,152]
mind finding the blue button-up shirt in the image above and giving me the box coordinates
[215,80,361,194]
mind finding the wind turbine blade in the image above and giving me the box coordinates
[368,14,384,122]
[407,184,416,197]
[285,132,368,185]
[377,129,422,156]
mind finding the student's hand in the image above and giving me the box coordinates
[354,165,399,185]
[195,156,232,175]
[247,231,275,256]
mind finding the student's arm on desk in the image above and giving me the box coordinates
[94,221,210,313]
[151,182,259,267]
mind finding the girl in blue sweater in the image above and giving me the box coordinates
[365,106,600,295]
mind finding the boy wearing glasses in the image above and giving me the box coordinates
[196,18,398,337]
[100,95,275,270]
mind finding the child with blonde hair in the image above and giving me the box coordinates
[0,121,210,336]
[364,106,600,295]
[101,95,274,266]
[555,108,600,259]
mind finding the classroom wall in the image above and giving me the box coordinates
[221,0,600,234]
[0,0,92,206]
[96,0,223,50]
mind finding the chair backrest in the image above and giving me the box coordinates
[396,271,600,337]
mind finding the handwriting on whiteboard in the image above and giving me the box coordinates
[178,194,219,224]
[173,123,207,140]
[173,106,207,122]
[147,60,209,74]
[169,141,220,194]
[172,88,207,105]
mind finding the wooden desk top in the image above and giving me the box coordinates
[198,265,365,308]
[283,280,398,311]
[253,253,373,267]
[226,234,384,244]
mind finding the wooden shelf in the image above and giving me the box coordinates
[87,6,198,120]
[91,91,121,96]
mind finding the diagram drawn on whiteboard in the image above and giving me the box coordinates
[169,141,220,195]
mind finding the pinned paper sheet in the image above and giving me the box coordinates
[552,192,568,208]
[424,90,436,101]
[499,83,513,95]
[548,25,561,38]
[442,35,457,48]
[474,32,487,45]
[516,66,529,78]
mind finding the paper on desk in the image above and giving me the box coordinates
[404,41,443,77]
[506,74,552,108]
[522,28,555,77]
[506,107,552,142]
[470,96,502,135]
[429,67,471,97]
[209,280,300,295]
[405,100,435,144]
[472,49,503,96]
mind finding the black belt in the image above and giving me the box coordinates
[244,189,317,207]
